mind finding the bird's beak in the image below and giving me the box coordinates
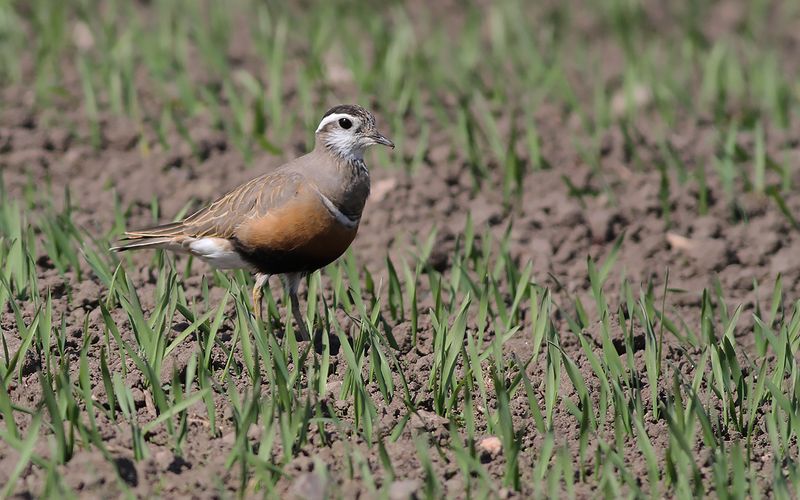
[370,132,395,148]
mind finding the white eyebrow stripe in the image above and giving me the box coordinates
[313,188,360,228]
[316,113,357,133]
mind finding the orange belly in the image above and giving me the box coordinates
[234,190,358,274]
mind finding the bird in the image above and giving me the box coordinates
[111,104,394,340]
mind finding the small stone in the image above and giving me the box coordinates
[478,436,503,457]
[666,232,693,251]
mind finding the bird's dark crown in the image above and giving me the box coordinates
[319,104,376,131]
[322,104,373,121]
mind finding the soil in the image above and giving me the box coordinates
[2,1,800,498]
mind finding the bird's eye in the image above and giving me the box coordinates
[338,118,352,129]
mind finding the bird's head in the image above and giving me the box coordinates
[315,104,394,161]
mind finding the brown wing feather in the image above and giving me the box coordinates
[181,170,306,238]
[122,221,184,238]
[120,170,307,241]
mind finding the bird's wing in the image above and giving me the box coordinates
[122,170,308,240]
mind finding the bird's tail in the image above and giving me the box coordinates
[110,222,187,252]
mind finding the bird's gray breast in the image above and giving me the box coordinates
[315,158,370,223]
[340,160,370,217]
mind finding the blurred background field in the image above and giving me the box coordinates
[1,0,800,497]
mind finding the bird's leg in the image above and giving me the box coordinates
[252,273,270,321]
[284,272,310,341]
[290,292,311,341]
